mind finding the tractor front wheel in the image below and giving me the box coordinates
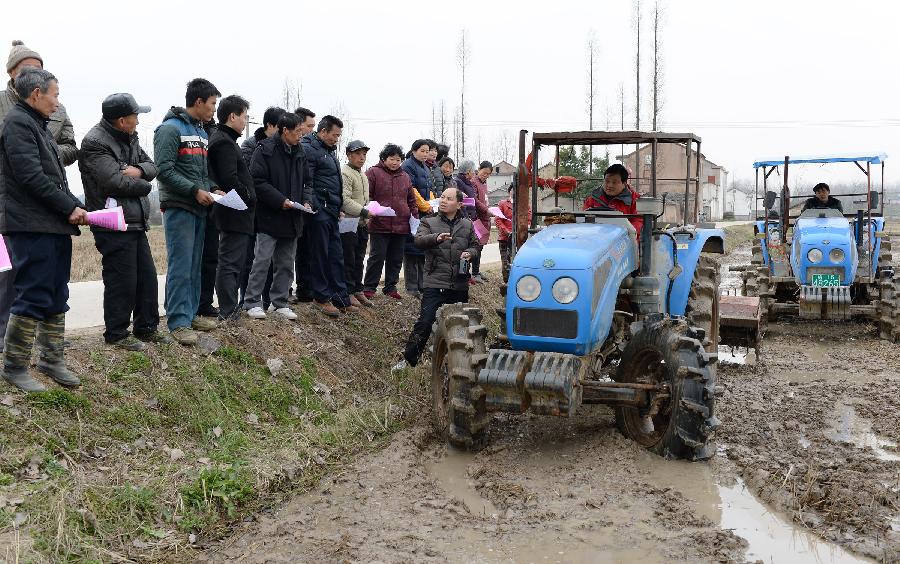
[614,316,718,460]
[431,303,491,449]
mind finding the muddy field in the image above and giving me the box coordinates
[197,239,899,564]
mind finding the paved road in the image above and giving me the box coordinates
[66,243,502,330]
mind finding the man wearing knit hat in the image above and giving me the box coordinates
[0,40,78,354]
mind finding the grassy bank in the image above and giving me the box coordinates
[71,226,168,283]
[0,292,438,562]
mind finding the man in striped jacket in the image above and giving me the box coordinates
[153,78,223,346]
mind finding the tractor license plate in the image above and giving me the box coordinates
[811,274,840,287]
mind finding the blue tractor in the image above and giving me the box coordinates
[739,154,898,340]
[430,131,754,460]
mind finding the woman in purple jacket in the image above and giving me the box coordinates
[362,144,418,300]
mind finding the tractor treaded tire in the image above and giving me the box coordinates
[876,236,900,342]
[614,315,718,461]
[431,303,491,450]
[686,253,721,352]
[742,238,770,326]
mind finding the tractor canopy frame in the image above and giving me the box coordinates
[513,130,704,255]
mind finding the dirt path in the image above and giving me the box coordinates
[198,241,899,564]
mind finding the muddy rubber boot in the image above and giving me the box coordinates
[2,314,45,392]
[35,314,80,388]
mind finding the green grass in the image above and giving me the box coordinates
[0,321,422,562]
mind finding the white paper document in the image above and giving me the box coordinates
[211,190,248,210]
[339,217,359,233]
[409,216,421,234]
[289,201,317,214]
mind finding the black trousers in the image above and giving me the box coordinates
[403,287,469,366]
[499,239,512,282]
[216,231,251,319]
[294,221,312,298]
[471,243,483,275]
[363,233,405,294]
[307,215,349,306]
[6,232,72,321]
[93,230,159,342]
[341,224,368,295]
[240,233,272,309]
[199,218,219,313]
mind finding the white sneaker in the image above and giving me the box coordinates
[391,359,409,373]
[246,307,267,319]
[273,307,298,320]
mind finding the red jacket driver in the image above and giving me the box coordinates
[582,163,642,234]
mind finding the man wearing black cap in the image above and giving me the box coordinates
[340,140,373,307]
[801,182,844,213]
[79,93,171,350]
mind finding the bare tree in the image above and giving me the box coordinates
[652,0,665,131]
[492,130,513,164]
[439,100,448,144]
[281,78,302,112]
[431,103,437,141]
[457,29,470,159]
[453,105,461,162]
[618,82,625,159]
[586,31,600,174]
[633,0,642,131]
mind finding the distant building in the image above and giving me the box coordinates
[617,143,729,222]
[487,160,516,204]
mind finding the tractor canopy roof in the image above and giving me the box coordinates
[752,153,887,168]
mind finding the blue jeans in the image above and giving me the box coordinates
[163,208,206,331]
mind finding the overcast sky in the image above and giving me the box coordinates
[3,0,899,196]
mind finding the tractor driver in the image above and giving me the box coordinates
[583,163,643,234]
[801,182,843,213]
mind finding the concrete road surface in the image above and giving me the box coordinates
[66,243,501,330]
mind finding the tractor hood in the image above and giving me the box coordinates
[513,223,637,270]
[794,216,852,246]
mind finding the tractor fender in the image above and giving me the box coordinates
[754,220,771,265]
[668,228,725,317]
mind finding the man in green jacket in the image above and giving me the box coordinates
[154,78,222,346]
[0,40,78,354]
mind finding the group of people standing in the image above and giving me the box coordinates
[0,40,513,392]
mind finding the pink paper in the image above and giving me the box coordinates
[0,235,11,272]
[86,206,127,231]
[365,201,396,217]
[463,197,476,207]
[488,206,507,219]
[473,219,489,241]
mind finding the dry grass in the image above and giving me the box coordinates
[70,227,168,283]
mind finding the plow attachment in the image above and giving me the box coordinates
[719,295,765,349]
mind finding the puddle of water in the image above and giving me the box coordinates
[719,478,870,564]
[718,346,757,365]
[824,403,900,462]
[424,449,498,517]
[636,452,870,564]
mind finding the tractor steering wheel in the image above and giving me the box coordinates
[586,204,615,212]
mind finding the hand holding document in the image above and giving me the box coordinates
[210,190,248,210]
[365,201,396,217]
[86,206,127,231]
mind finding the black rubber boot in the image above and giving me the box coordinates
[35,313,80,388]
[2,314,46,392]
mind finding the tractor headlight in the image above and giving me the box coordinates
[516,275,541,302]
[807,248,823,263]
[828,248,845,263]
[551,277,579,304]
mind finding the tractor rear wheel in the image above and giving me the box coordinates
[614,315,718,461]
[876,236,899,342]
[431,303,491,449]
[686,253,721,353]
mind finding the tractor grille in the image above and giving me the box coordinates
[513,308,578,339]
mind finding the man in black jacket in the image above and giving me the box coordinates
[302,115,353,317]
[393,187,479,370]
[801,182,844,213]
[244,113,313,320]
[209,95,256,320]
[0,68,87,392]
[79,92,170,350]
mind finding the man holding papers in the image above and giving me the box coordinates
[244,112,313,320]
[208,95,255,320]
[0,68,86,391]
[79,92,170,350]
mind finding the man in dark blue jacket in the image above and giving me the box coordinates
[301,116,354,317]
[0,68,87,392]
